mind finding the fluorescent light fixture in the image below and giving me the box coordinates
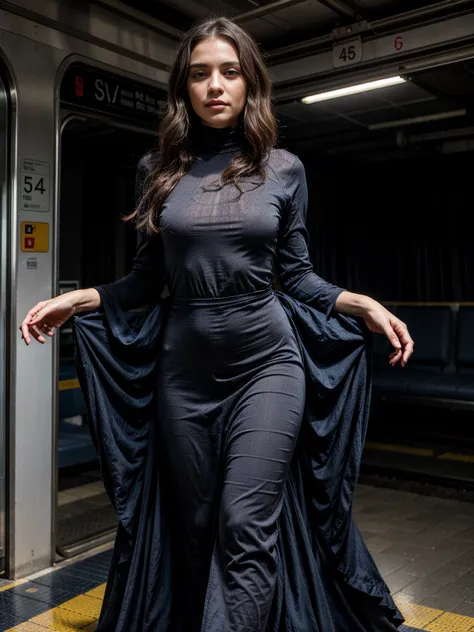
[301,76,406,104]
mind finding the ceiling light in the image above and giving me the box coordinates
[301,76,406,104]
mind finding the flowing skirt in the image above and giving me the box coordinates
[73,287,404,631]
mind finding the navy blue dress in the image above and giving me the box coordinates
[73,125,404,631]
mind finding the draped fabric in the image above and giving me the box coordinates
[74,289,404,631]
[73,125,404,631]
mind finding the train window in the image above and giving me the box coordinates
[57,115,156,553]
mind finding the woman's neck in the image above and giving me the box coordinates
[195,123,243,155]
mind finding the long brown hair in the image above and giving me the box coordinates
[127,15,278,234]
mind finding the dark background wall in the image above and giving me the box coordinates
[301,151,474,303]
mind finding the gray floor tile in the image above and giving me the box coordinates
[394,591,427,605]
[365,536,394,554]
[371,552,412,575]
[409,524,471,548]
[454,527,474,543]
[383,569,418,593]
[399,576,448,599]
[398,553,452,578]
[452,601,474,617]
[421,581,474,611]
[354,483,474,622]
[448,548,474,570]
[426,563,471,584]
[381,542,432,560]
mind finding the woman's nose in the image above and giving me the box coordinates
[208,71,224,93]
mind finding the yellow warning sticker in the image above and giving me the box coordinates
[21,222,49,253]
[58,379,80,391]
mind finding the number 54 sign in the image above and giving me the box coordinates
[20,158,50,213]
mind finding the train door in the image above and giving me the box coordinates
[0,71,9,574]
[56,63,163,557]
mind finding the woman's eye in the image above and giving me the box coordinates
[226,69,240,76]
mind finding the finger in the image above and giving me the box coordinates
[385,326,402,351]
[20,304,43,340]
[30,307,51,327]
[402,340,414,366]
[29,325,46,344]
[40,324,54,337]
[392,323,414,366]
[393,320,414,346]
[21,331,30,345]
[389,350,402,366]
[23,302,46,325]
[20,323,31,345]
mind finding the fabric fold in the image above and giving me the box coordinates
[73,290,403,632]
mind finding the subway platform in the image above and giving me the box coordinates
[0,484,473,631]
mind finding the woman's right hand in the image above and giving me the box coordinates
[20,288,101,345]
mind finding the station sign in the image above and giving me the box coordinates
[20,159,50,213]
[60,63,167,123]
[332,37,362,68]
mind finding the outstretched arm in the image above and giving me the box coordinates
[276,156,414,366]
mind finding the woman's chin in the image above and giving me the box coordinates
[200,111,238,128]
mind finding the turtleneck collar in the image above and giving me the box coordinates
[194,124,244,155]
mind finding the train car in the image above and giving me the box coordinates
[1,0,474,594]
[0,0,179,578]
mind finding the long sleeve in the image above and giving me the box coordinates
[276,156,344,318]
[96,154,166,310]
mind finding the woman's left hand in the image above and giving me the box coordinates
[362,301,414,367]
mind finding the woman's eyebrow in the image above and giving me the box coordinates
[189,61,241,69]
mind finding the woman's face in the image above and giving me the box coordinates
[187,37,247,128]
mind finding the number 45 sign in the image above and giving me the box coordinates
[20,158,50,213]
[332,37,362,68]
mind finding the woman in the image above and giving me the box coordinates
[21,15,413,632]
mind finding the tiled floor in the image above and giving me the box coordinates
[354,483,474,628]
[58,480,105,507]
[0,483,473,630]
[0,548,111,631]
[57,472,117,550]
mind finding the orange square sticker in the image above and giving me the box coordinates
[21,222,49,252]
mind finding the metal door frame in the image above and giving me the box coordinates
[54,94,157,557]
[0,54,16,577]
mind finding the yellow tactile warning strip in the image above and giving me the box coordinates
[397,601,445,628]
[4,585,105,631]
[4,590,474,631]
[0,579,29,593]
[438,452,474,463]
[365,442,434,457]
[396,599,474,631]
[5,624,48,631]
[365,441,474,464]
[425,613,474,631]
[2,542,474,632]
[84,585,105,600]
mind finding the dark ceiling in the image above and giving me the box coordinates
[119,0,450,50]
[116,0,474,159]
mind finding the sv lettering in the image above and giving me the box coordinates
[94,79,120,103]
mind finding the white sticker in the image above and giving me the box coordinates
[26,257,38,270]
[332,37,362,68]
[20,159,50,212]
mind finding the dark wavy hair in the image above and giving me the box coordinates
[127,15,278,233]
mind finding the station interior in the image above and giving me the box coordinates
[1,0,474,630]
